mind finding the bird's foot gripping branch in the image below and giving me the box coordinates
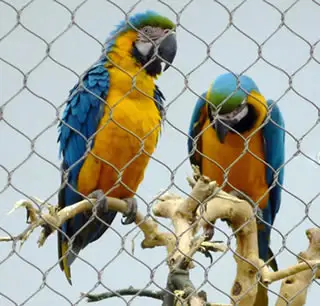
[1,167,319,306]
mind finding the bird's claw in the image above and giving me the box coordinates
[121,198,138,225]
[204,224,214,241]
[87,189,108,218]
[199,246,213,264]
[198,241,226,264]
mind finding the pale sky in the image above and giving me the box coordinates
[0,0,319,305]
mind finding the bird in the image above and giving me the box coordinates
[188,72,285,271]
[57,10,177,284]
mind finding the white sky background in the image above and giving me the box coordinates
[0,0,319,305]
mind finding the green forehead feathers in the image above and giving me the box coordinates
[132,11,175,29]
[207,73,260,114]
[114,10,175,35]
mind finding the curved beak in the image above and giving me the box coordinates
[215,119,230,144]
[214,103,249,143]
[158,33,177,71]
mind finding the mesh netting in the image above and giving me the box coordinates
[0,0,319,305]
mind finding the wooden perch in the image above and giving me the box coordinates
[274,228,320,306]
[152,171,220,306]
[153,173,217,268]
[1,166,319,306]
[83,176,229,305]
[0,197,173,250]
[85,285,231,306]
[84,286,164,302]
[197,188,261,306]
[198,190,320,306]
[0,167,226,306]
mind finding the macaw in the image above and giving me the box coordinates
[188,73,285,271]
[57,11,177,283]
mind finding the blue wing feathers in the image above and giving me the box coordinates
[263,100,285,224]
[258,100,285,266]
[154,85,165,119]
[58,65,109,180]
[187,95,285,226]
[187,93,207,169]
[58,64,109,239]
[187,93,285,267]
[58,64,164,249]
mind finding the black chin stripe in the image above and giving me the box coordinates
[232,104,258,133]
[208,104,258,133]
[132,43,162,76]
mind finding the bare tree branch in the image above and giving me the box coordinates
[275,228,320,306]
[84,287,163,302]
[198,187,261,306]
[0,197,173,250]
[1,167,319,306]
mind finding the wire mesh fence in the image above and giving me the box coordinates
[0,0,319,305]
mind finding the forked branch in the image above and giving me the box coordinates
[1,167,319,306]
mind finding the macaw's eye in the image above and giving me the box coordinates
[142,26,153,36]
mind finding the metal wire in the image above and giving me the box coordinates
[0,0,319,305]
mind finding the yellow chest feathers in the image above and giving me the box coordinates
[101,29,161,140]
[106,30,156,100]
[201,92,270,207]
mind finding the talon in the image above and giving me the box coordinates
[87,189,108,218]
[121,198,138,225]
[204,250,213,264]
[26,209,31,224]
[198,240,225,264]
[198,245,213,264]
[204,224,214,241]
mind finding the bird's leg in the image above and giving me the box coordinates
[121,198,138,225]
[87,190,108,218]
[229,190,264,222]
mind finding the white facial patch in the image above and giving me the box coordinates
[217,100,249,123]
[135,40,154,56]
[136,26,168,57]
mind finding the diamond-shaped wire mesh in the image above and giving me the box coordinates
[0,0,319,305]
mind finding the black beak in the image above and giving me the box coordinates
[158,33,177,71]
[215,119,232,144]
[213,103,248,143]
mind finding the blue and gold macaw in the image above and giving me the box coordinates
[58,11,177,283]
[188,73,285,270]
